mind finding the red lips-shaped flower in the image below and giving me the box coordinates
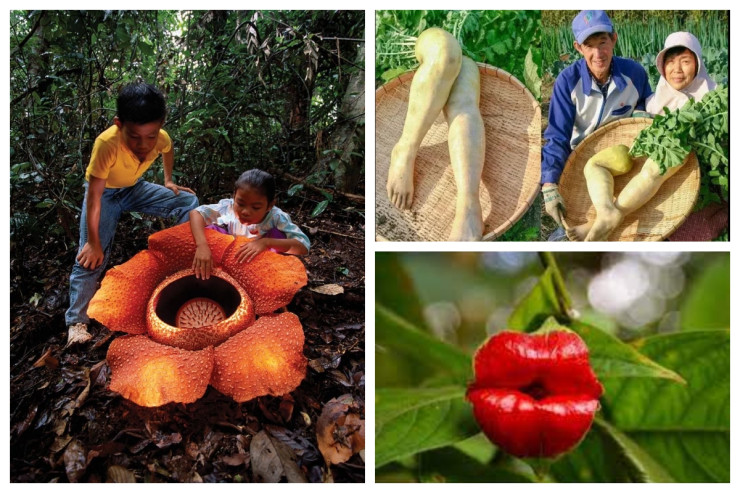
[467,330,603,458]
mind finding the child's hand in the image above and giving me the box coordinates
[236,238,269,263]
[77,241,104,270]
[165,180,196,196]
[192,244,213,279]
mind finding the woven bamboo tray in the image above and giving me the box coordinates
[375,63,541,241]
[559,118,700,241]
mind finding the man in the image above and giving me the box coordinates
[541,10,653,228]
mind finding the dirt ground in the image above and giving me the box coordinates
[9,189,365,483]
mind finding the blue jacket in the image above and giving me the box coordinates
[541,57,652,184]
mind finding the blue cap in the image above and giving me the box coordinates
[572,10,613,45]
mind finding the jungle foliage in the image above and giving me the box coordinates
[10,10,365,248]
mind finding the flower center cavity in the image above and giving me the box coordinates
[154,274,240,328]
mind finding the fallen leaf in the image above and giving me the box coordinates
[153,431,182,449]
[63,367,91,413]
[221,453,250,467]
[316,394,365,465]
[279,396,295,422]
[53,417,67,437]
[310,284,344,295]
[11,403,37,438]
[344,413,365,454]
[107,464,136,483]
[250,430,307,483]
[65,324,92,347]
[308,359,327,373]
[89,360,108,387]
[32,347,58,369]
[50,435,73,454]
[63,439,87,482]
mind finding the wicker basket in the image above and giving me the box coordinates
[559,118,700,241]
[375,63,541,241]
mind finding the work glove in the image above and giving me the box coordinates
[542,183,566,226]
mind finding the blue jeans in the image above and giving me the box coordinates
[65,179,199,325]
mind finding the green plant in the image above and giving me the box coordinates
[542,11,728,80]
[376,10,541,98]
[630,85,728,207]
[376,252,729,482]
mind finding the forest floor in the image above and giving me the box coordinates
[9,186,366,483]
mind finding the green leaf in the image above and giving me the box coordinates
[452,432,497,464]
[417,446,535,483]
[680,254,730,330]
[286,183,303,196]
[507,266,561,332]
[593,418,676,482]
[35,198,55,209]
[310,199,329,217]
[375,253,426,329]
[569,320,685,383]
[381,66,408,82]
[375,303,472,385]
[523,47,541,100]
[600,330,730,482]
[549,430,621,482]
[375,386,478,468]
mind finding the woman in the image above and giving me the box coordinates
[646,31,725,241]
[646,31,716,115]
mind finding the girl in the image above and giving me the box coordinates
[190,169,309,279]
[646,31,717,115]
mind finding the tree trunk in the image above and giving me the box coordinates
[284,35,318,166]
[314,35,365,194]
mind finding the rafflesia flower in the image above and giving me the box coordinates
[467,329,603,458]
[88,223,308,407]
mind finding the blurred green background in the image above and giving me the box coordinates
[376,251,729,387]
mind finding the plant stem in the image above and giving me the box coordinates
[538,252,573,319]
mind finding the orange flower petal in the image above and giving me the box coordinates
[146,268,255,350]
[211,312,306,402]
[88,250,166,334]
[222,237,308,314]
[148,223,235,274]
[107,335,215,407]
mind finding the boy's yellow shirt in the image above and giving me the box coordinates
[85,125,172,188]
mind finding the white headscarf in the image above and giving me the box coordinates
[646,32,717,115]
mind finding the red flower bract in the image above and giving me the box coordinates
[467,330,603,458]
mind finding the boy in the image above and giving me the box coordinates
[65,82,198,346]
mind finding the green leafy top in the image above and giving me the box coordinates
[629,86,728,204]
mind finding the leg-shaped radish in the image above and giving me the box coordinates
[586,158,685,241]
[567,145,632,241]
[445,56,484,241]
[387,28,462,210]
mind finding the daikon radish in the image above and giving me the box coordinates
[387,28,462,210]
[568,151,686,241]
[445,56,485,241]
